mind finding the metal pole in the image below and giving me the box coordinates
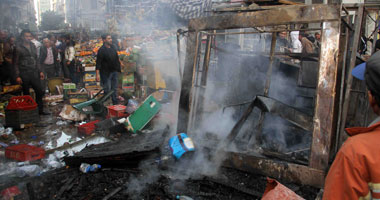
[338,5,364,149]
[249,32,277,146]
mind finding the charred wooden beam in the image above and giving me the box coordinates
[102,187,123,200]
[309,20,341,170]
[189,4,340,31]
[177,31,197,133]
[223,152,325,188]
[255,95,313,131]
[337,5,364,153]
[204,177,262,197]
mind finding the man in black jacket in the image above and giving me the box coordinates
[14,30,48,115]
[96,34,121,105]
[40,38,58,78]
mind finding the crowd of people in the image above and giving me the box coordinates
[0,29,125,115]
[276,30,321,54]
[0,29,85,115]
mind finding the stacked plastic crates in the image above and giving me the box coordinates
[5,96,39,128]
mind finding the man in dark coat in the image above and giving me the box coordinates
[96,34,121,105]
[14,30,49,115]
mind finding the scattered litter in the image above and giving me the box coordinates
[79,163,102,173]
[10,139,19,144]
[0,142,8,148]
[59,104,87,121]
[31,135,37,140]
[56,120,68,126]
[5,127,12,135]
[45,131,72,149]
[0,124,4,134]
[1,186,21,200]
[46,130,59,135]
[0,127,13,137]
[0,162,17,176]
[126,99,138,114]
[117,118,126,124]
[46,136,110,157]
[169,133,195,159]
[176,195,194,200]
[15,164,42,177]
[42,154,63,169]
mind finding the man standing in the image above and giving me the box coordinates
[3,35,16,84]
[14,30,48,115]
[0,30,7,84]
[323,51,380,199]
[96,34,121,105]
[299,31,315,54]
[314,32,321,51]
[276,31,291,52]
[31,32,41,58]
[40,38,58,79]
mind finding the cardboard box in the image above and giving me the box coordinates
[87,87,103,98]
[84,81,100,89]
[68,90,88,105]
[69,98,88,104]
[83,72,96,82]
[84,66,96,71]
[122,74,135,91]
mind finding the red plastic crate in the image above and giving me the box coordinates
[78,120,100,135]
[6,95,37,111]
[1,186,21,199]
[5,144,45,161]
[107,105,128,118]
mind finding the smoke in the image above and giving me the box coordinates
[122,21,316,195]
[126,159,161,199]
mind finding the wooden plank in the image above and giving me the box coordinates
[189,4,340,31]
[278,0,303,5]
[309,20,341,170]
[177,32,197,133]
[223,152,326,188]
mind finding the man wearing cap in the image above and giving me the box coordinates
[323,51,380,199]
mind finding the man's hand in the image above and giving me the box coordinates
[96,73,100,82]
[40,72,45,80]
[16,77,22,85]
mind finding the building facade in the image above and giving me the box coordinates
[37,0,52,24]
[66,0,106,30]
[0,0,37,33]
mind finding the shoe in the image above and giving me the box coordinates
[39,111,51,115]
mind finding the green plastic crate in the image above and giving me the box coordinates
[125,95,161,133]
[63,83,76,89]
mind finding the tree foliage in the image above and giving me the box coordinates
[40,11,65,31]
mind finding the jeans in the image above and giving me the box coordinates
[67,60,78,84]
[101,71,119,104]
[20,71,44,113]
